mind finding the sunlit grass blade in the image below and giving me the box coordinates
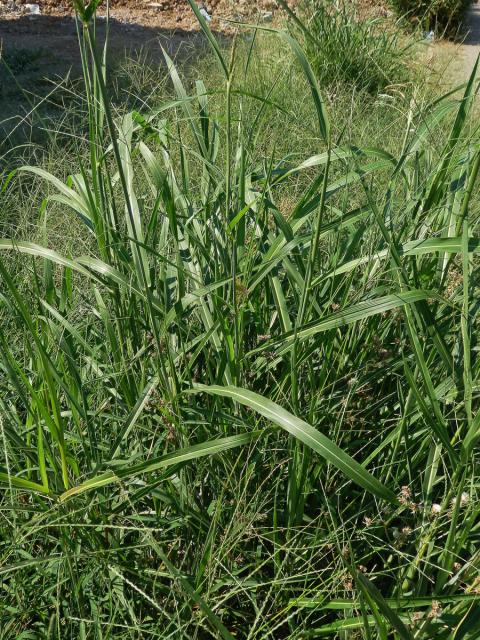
[279,30,329,143]
[59,430,261,502]
[189,385,397,503]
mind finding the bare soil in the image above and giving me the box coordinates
[0,1,282,122]
[1,0,279,32]
[6,0,476,144]
[0,0,271,131]
[448,1,480,81]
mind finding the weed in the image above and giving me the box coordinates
[284,0,415,94]
[0,2,479,638]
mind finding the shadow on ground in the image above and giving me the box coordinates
[0,14,223,146]
[462,1,480,46]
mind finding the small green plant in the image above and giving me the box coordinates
[389,0,472,35]
[283,0,413,94]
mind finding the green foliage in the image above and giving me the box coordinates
[1,4,480,639]
[288,0,413,93]
[72,0,103,23]
[389,0,473,34]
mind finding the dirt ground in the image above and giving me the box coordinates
[0,1,287,123]
[0,0,267,133]
[0,0,383,67]
[1,0,280,32]
[7,0,477,143]
[441,1,480,82]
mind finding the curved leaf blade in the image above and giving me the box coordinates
[190,385,397,503]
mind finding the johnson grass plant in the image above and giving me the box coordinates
[1,0,480,637]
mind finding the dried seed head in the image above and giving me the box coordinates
[428,601,442,619]
[234,277,248,304]
[444,267,462,298]
[398,485,415,509]
[431,503,442,516]
[166,423,176,442]
[257,334,271,342]
[450,492,470,510]
[467,576,480,593]
[342,573,353,591]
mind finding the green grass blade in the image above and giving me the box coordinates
[59,431,260,502]
[279,31,330,143]
[356,573,413,640]
[189,385,397,503]
[186,0,229,79]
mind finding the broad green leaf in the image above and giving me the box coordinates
[292,594,480,610]
[189,385,397,503]
[303,616,376,635]
[279,31,329,142]
[186,0,229,79]
[356,573,413,640]
[0,240,102,284]
[109,377,160,459]
[249,290,437,361]
[0,472,50,495]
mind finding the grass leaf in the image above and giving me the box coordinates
[188,385,397,503]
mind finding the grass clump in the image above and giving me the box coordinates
[1,48,44,75]
[1,1,480,638]
[283,0,414,94]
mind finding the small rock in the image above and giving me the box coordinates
[25,2,40,14]
[199,6,212,21]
